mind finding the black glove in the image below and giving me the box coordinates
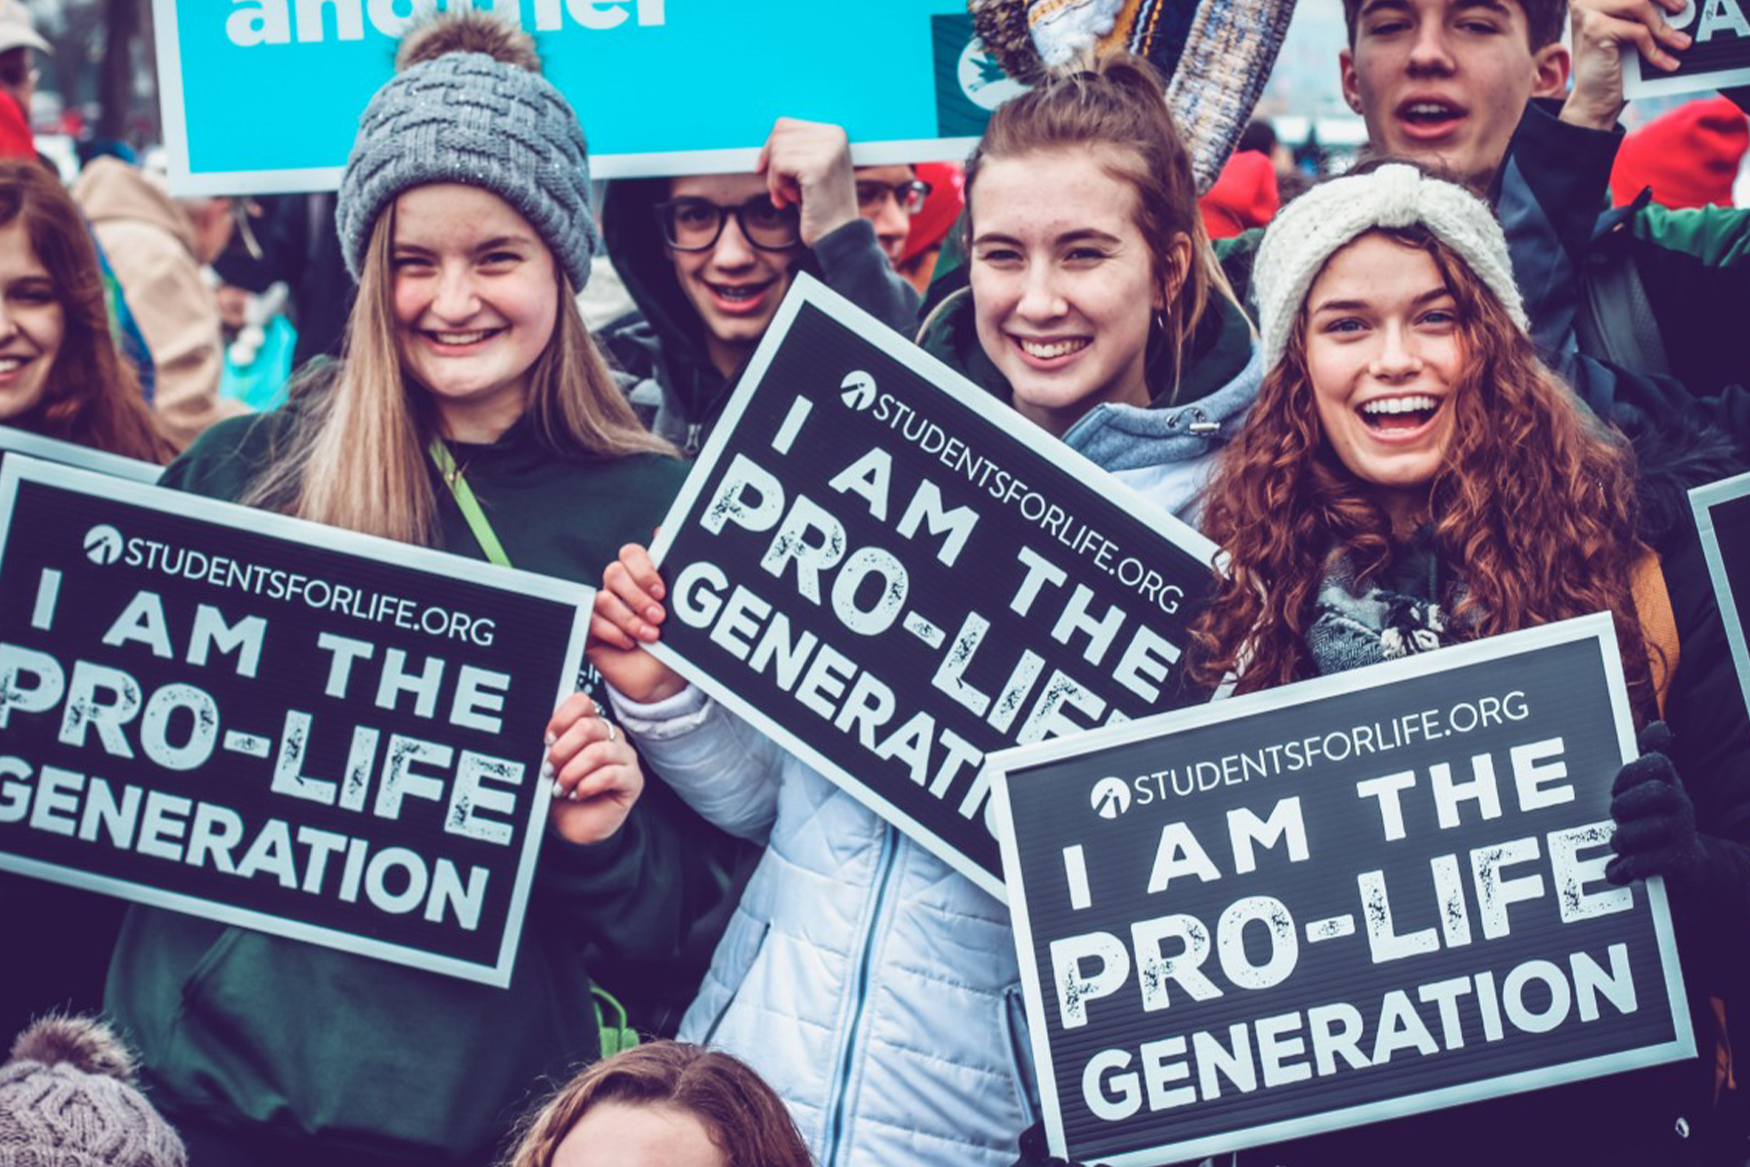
[1012,1120,1090,1167]
[1606,720,1705,890]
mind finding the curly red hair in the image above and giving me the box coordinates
[1190,224,1655,718]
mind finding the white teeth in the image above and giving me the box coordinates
[0,358,22,373]
[712,285,763,301]
[1362,395,1438,415]
[430,331,489,345]
[1019,338,1090,359]
[1407,103,1455,117]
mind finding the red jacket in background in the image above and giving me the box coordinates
[0,92,34,159]
[1610,96,1748,209]
[1200,149,1280,239]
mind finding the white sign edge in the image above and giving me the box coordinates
[0,455,597,987]
[987,612,1694,1163]
[164,143,982,197]
[0,425,163,484]
[646,272,1221,897]
[1691,471,1750,730]
[1623,50,1750,99]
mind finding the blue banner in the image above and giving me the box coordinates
[154,0,1026,193]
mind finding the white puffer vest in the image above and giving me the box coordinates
[612,344,1263,1167]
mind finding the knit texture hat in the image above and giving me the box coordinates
[969,0,1295,194]
[336,11,595,290]
[1610,96,1749,211]
[1253,163,1529,372]
[0,1016,187,1167]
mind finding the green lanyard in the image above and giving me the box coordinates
[427,438,512,569]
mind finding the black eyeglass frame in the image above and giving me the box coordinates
[854,179,934,215]
[651,196,803,253]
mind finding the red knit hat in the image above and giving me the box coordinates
[900,162,966,267]
[1610,96,1748,210]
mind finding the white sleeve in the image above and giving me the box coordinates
[609,684,785,844]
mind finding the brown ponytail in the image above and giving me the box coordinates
[963,53,1242,401]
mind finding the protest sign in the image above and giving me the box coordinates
[645,274,1220,899]
[988,614,1692,1165]
[0,456,591,987]
[1693,471,1750,722]
[0,425,162,484]
[153,1,1023,194]
[1624,0,1750,98]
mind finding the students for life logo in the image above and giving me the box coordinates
[1090,776,1132,819]
[840,370,878,411]
[84,524,124,565]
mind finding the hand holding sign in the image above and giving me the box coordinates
[588,544,689,706]
[1618,0,1750,97]
[543,694,644,847]
[1566,0,1695,124]
[757,119,861,249]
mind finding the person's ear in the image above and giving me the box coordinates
[1157,233,1194,311]
[1339,47,1366,115]
[1531,42,1570,99]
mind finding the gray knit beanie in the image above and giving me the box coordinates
[336,11,596,290]
[1253,163,1529,372]
[0,1016,187,1167]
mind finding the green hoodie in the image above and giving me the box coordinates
[106,408,712,1163]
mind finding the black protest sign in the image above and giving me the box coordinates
[1625,0,1750,97]
[989,616,1691,1165]
[1694,472,1750,723]
[0,457,591,987]
[0,424,162,483]
[648,274,1219,898]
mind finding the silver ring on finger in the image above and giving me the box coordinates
[602,716,618,744]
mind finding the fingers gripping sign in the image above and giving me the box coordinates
[1564,0,1696,126]
[756,117,860,249]
[587,541,689,705]
[543,692,644,846]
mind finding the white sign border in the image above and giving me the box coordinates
[0,425,163,484]
[1691,471,1750,726]
[1623,49,1750,99]
[158,138,984,197]
[0,455,594,989]
[988,612,1694,1165]
[645,272,1220,901]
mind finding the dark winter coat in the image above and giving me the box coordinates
[1234,424,1750,1167]
[105,408,719,1164]
[1494,98,1750,451]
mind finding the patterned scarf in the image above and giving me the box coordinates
[1304,531,1464,677]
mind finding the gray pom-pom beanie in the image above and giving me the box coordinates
[336,45,596,291]
[1253,163,1528,372]
[0,1016,188,1167]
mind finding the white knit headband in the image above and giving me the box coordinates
[1252,164,1529,371]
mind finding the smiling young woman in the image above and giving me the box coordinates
[0,155,172,1072]
[919,53,1260,524]
[1184,160,1750,1165]
[100,13,737,1167]
[581,56,1263,1167]
[0,159,169,459]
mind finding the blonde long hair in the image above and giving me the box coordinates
[244,207,672,544]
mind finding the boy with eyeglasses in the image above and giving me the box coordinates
[599,119,920,457]
[854,165,933,265]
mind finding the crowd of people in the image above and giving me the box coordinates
[0,0,1748,1163]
